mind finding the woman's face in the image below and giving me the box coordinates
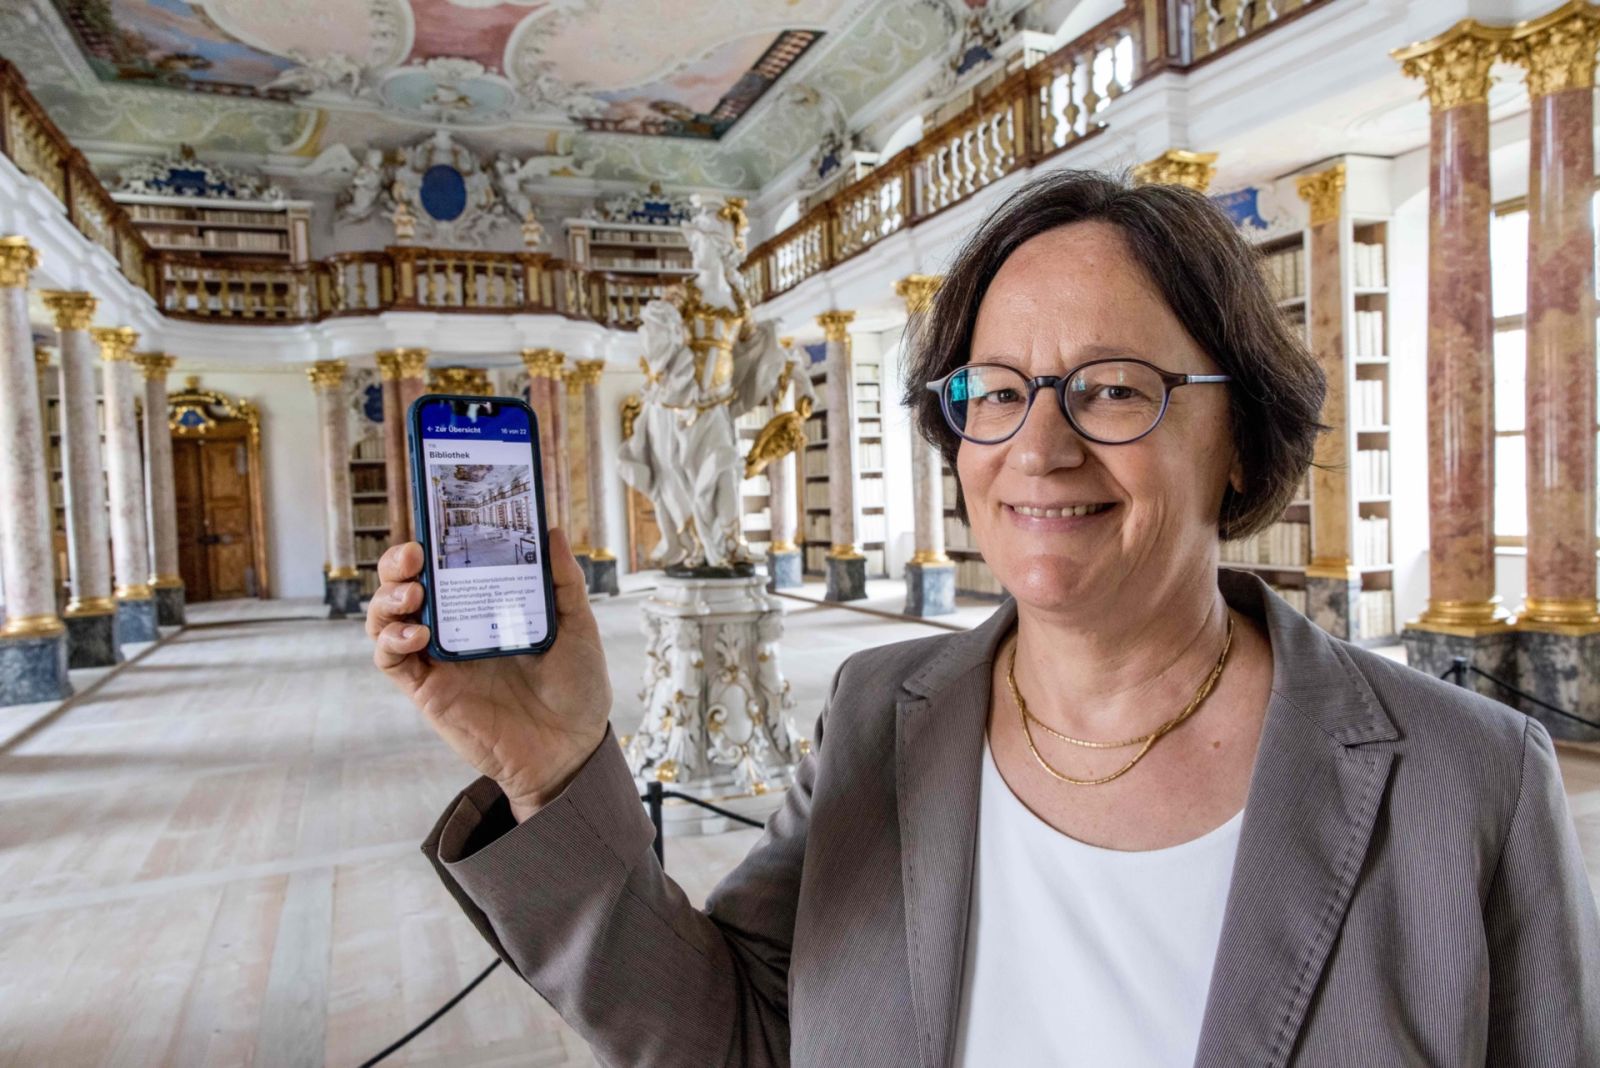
[956,221,1241,617]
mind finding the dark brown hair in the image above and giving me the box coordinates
[902,169,1325,541]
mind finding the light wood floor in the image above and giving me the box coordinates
[1,594,1597,1067]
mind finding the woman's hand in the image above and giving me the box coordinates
[366,528,612,822]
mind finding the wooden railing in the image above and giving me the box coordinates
[0,0,1332,326]
[741,0,1332,303]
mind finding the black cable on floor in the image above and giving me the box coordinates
[357,958,501,1067]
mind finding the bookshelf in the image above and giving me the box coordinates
[42,386,108,601]
[801,350,888,578]
[1347,217,1396,642]
[114,194,312,262]
[350,431,389,599]
[564,220,694,275]
[940,466,1006,599]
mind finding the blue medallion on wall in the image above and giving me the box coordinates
[420,164,468,222]
[1213,187,1270,231]
[177,409,206,428]
[363,383,385,423]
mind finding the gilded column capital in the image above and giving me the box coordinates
[396,347,429,379]
[1130,149,1219,192]
[429,366,492,396]
[40,290,97,331]
[306,359,348,391]
[90,327,139,362]
[134,352,178,381]
[1505,1,1600,97]
[375,349,403,380]
[520,347,566,378]
[572,358,607,386]
[563,367,585,394]
[1392,20,1511,110]
[0,236,39,288]
[1295,163,1347,227]
[894,275,944,315]
[816,310,855,342]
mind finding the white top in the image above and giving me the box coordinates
[952,734,1244,1067]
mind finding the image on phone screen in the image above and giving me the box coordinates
[414,397,552,656]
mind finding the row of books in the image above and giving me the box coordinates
[1352,310,1386,357]
[1352,380,1386,429]
[353,502,388,528]
[151,230,289,253]
[741,475,770,497]
[43,401,106,435]
[1358,589,1395,637]
[1262,245,1305,303]
[735,405,772,431]
[590,256,692,272]
[1272,585,1309,615]
[357,567,382,597]
[351,466,386,494]
[354,532,390,563]
[945,516,979,553]
[1356,516,1391,567]
[807,484,887,509]
[956,557,1005,596]
[1352,242,1387,288]
[1353,449,1390,498]
[590,229,686,247]
[352,436,386,460]
[1221,521,1310,567]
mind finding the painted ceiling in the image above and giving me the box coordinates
[0,0,965,193]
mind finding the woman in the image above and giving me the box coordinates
[368,171,1600,1066]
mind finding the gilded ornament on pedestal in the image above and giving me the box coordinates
[1131,150,1219,193]
[1392,19,1512,111]
[1295,164,1346,227]
[620,393,643,440]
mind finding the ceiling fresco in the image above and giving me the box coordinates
[47,0,828,139]
[5,0,959,191]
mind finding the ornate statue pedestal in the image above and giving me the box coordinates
[626,573,802,835]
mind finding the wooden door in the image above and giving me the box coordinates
[172,428,259,601]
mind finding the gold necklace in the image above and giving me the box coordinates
[1008,616,1234,786]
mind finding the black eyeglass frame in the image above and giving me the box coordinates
[925,358,1233,446]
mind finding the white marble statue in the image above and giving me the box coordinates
[340,149,386,222]
[682,194,745,312]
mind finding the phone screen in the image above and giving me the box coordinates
[413,396,553,656]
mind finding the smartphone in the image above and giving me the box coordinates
[407,394,558,660]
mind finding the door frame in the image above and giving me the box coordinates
[167,376,271,598]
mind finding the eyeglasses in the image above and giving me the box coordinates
[925,359,1232,446]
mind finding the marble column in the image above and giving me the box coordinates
[43,291,119,666]
[395,349,428,541]
[92,327,159,645]
[33,346,57,598]
[1505,5,1600,740]
[817,310,866,601]
[374,351,413,545]
[554,367,574,539]
[135,352,185,626]
[1394,23,1516,689]
[520,348,564,529]
[1294,165,1362,640]
[766,338,803,591]
[574,358,618,595]
[309,360,361,617]
[0,238,70,704]
[895,275,955,616]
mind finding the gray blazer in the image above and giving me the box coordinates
[423,570,1600,1067]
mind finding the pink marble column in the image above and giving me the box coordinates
[817,310,866,601]
[135,353,184,626]
[520,349,563,525]
[553,364,573,536]
[395,350,428,539]
[1395,24,1510,632]
[1509,8,1600,628]
[309,360,360,616]
[92,326,158,644]
[375,351,413,544]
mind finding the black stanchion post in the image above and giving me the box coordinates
[1451,656,1469,688]
[646,780,665,866]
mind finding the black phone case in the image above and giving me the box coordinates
[406,393,559,661]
